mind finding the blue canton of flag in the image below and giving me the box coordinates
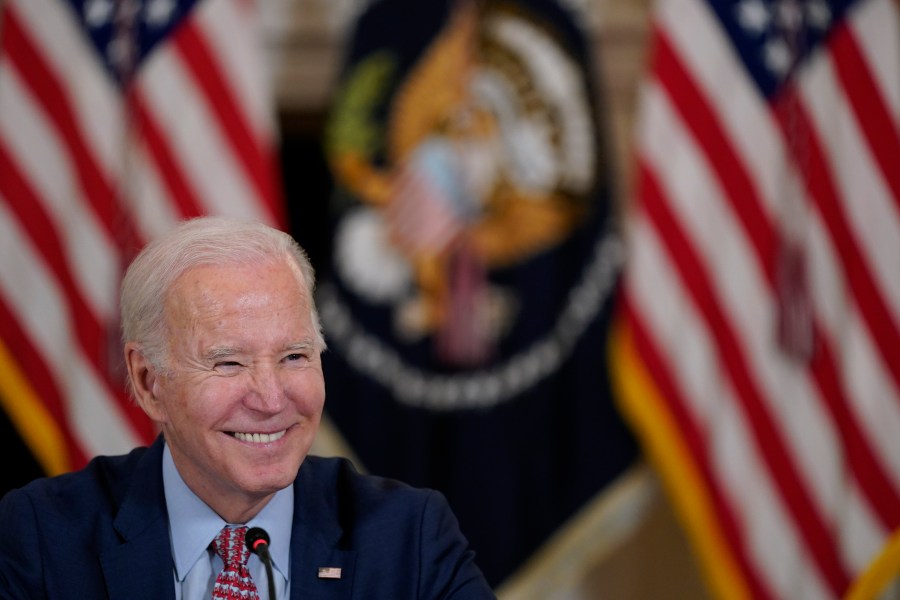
[714,0,852,96]
[71,0,200,81]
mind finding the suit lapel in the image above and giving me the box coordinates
[290,458,357,600]
[100,437,176,600]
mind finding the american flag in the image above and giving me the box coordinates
[0,0,283,476]
[611,0,900,598]
[385,144,467,256]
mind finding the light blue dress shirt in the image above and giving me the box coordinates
[162,444,293,600]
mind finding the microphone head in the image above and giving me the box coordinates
[245,527,271,555]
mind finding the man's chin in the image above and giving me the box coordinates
[238,464,301,495]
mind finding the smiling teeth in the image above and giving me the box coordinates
[234,430,286,444]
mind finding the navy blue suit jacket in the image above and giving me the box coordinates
[0,438,494,599]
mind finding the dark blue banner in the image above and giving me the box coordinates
[320,0,638,585]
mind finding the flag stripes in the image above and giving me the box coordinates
[128,92,207,221]
[172,21,280,220]
[651,21,900,533]
[0,145,151,444]
[2,9,134,252]
[0,0,282,471]
[615,0,900,596]
[617,301,777,600]
[637,159,851,595]
[828,24,900,211]
[777,93,900,399]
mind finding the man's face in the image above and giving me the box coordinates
[144,259,324,512]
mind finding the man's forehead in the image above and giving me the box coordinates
[169,260,306,298]
[162,261,312,331]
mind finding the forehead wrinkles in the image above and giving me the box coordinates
[164,262,310,341]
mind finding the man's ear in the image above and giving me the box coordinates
[124,342,167,424]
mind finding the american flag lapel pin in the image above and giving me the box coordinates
[318,567,342,579]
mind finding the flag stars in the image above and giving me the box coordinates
[763,37,793,76]
[145,0,178,27]
[805,0,831,30]
[84,0,114,28]
[732,0,835,81]
[735,0,770,34]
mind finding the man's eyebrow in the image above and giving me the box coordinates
[283,341,315,352]
[203,347,241,361]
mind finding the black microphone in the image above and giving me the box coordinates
[246,527,276,600]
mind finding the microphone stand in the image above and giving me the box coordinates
[246,527,276,600]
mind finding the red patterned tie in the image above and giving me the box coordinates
[212,526,260,600]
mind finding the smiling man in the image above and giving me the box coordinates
[0,217,494,600]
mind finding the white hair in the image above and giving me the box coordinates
[121,217,325,386]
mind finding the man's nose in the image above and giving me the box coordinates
[245,364,287,413]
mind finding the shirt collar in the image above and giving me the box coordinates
[162,443,293,582]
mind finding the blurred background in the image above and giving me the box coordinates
[1,0,898,598]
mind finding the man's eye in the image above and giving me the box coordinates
[215,361,242,368]
[284,353,306,362]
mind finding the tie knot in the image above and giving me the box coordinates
[213,526,251,569]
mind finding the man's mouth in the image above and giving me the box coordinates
[229,429,287,444]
